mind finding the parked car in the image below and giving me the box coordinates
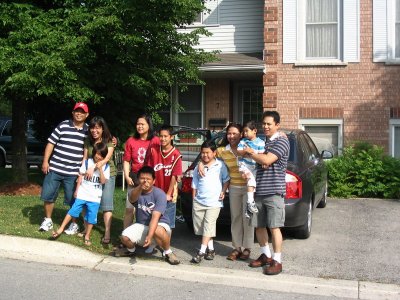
[0,117,45,167]
[178,128,333,239]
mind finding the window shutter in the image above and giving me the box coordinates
[283,0,297,63]
[203,0,219,25]
[343,0,360,62]
[373,0,388,62]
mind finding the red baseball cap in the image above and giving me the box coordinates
[73,102,89,113]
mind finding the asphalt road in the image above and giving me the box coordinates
[0,257,350,300]
[167,198,400,285]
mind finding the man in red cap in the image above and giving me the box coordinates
[39,102,90,234]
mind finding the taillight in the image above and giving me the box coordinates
[285,170,302,199]
[180,169,194,194]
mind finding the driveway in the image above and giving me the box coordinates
[170,198,400,285]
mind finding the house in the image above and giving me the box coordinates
[165,0,400,158]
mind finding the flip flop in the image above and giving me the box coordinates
[51,231,61,240]
[84,239,92,246]
[101,237,111,245]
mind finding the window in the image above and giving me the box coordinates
[306,0,339,59]
[389,120,400,158]
[283,0,359,64]
[177,85,203,128]
[193,0,219,26]
[373,0,400,62]
[299,119,343,156]
[241,87,263,125]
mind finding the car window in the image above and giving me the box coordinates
[2,120,12,136]
[298,133,314,163]
[303,132,320,157]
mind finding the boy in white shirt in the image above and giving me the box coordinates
[51,142,110,246]
[191,141,230,263]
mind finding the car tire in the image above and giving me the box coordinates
[294,200,312,239]
[317,182,328,208]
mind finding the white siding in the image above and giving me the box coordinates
[178,0,264,53]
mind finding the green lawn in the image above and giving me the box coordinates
[0,168,129,254]
[0,168,183,254]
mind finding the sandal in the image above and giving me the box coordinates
[226,249,242,261]
[84,239,92,246]
[51,231,62,240]
[101,237,111,245]
[239,248,251,260]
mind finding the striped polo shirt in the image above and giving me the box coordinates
[48,119,88,176]
[255,134,290,196]
[217,144,246,187]
[237,137,265,168]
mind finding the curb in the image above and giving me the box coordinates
[0,235,399,299]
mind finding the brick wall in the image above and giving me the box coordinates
[264,0,400,150]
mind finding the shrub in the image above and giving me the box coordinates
[327,142,400,198]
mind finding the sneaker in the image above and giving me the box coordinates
[204,249,215,261]
[245,208,253,219]
[39,218,53,232]
[64,222,79,235]
[144,244,156,254]
[114,247,136,257]
[247,201,258,214]
[165,252,180,265]
[191,250,205,264]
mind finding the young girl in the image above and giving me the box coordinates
[237,121,265,219]
[51,142,110,246]
[191,141,230,263]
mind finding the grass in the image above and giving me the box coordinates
[0,168,130,254]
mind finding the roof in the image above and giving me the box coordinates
[200,52,264,72]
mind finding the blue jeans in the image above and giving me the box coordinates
[165,201,176,229]
[100,176,116,211]
[40,171,77,206]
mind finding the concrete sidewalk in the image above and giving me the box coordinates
[0,234,399,299]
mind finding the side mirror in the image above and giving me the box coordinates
[321,150,333,159]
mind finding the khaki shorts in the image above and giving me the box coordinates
[253,194,285,228]
[121,222,171,246]
[125,186,136,209]
[192,200,221,237]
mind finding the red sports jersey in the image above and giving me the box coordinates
[146,146,182,202]
[123,136,160,173]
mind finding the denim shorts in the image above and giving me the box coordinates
[40,171,77,206]
[68,199,100,225]
[165,201,176,229]
[100,176,116,211]
[253,194,285,228]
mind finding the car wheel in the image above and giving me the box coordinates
[0,153,5,168]
[294,200,312,239]
[317,182,328,208]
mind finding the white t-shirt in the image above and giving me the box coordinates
[76,158,110,203]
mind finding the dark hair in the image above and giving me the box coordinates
[263,111,281,124]
[88,116,112,145]
[159,124,173,135]
[92,141,108,158]
[201,140,217,152]
[134,114,155,140]
[137,166,155,179]
[220,122,243,147]
[243,120,257,130]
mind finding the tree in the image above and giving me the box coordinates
[0,0,215,183]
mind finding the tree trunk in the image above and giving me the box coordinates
[11,97,28,183]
